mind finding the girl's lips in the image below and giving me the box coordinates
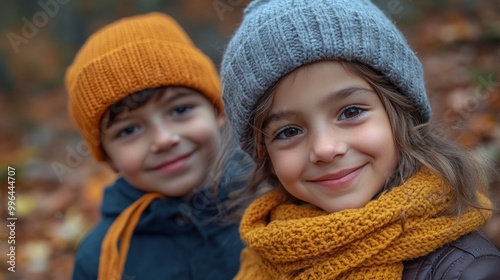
[150,153,192,174]
[309,165,365,190]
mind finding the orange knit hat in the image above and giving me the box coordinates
[65,12,222,161]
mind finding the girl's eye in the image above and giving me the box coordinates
[171,105,193,116]
[274,127,302,140]
[339,106,365,120]
[117,125,139,138]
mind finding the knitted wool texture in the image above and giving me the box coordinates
[235,168,492,279]
[65,12,222,161]
[221,0,430,155]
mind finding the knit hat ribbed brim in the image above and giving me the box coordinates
[221,0,431,156]
[65,12,222,161]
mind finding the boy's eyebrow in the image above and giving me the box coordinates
[262,87,374,130]
[104,89,198,130]
[160,89,197,104]
[103,116,127,131]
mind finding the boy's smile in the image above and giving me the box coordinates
[101,87,225,198]
[263,61,398,213]
[147,152,193,174]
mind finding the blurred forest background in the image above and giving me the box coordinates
[0,0,499,279]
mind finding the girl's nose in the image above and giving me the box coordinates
[309,128,347,164]
[150,126,180,153]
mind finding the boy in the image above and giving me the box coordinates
[65,12,247,280]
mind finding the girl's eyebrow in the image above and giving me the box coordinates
[319,87,374,107]
[262,111,299,132]
[262,87,374,130]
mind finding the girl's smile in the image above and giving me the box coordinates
[264,61,398,213]
[307,164,366,190]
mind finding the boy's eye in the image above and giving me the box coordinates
[117,125,139,138]
[275,127,302,140]
[171,105,193,116]
[339,106,365,120]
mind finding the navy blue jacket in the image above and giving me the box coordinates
[72,151,251,280]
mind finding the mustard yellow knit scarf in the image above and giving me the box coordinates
[98,193,164,280]
[236,168,491,279]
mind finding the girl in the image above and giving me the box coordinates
[65,13,252,280]
[220,0,500,279]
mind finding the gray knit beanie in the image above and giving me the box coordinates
[221,0,430,155]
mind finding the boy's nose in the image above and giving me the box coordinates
[150,127,180,153]
[309,129,347,164]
